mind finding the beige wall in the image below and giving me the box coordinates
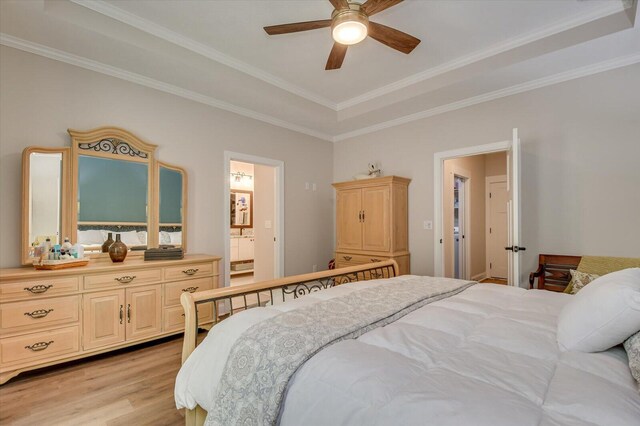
[443,155,486,279]
[253,164,275,282]
[0,46,335,275]
[334,63,640,286]
[485,152,507,177]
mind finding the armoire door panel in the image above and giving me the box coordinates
[125,285,162,341]
[82,290,125,350]
[362,186,391,252]
[336,188,363,251]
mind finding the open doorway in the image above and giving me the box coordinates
[224,152,284,288]
[434,130,523,286]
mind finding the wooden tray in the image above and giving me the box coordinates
[33,258,90,270]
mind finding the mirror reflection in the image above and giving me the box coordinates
[29,152,63,247]
[159,165,184,247]
[231,190,252,228]
[77,155,148,252]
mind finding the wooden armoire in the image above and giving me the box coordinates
[333,176,410,275]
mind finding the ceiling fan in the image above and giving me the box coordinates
[263,0,420,70]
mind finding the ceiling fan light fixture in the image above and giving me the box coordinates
[331,9,369,45]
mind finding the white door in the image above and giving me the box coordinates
[506,128,523,286]
[488,179,508,279]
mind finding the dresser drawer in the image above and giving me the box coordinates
[164,277,214,307]
[335,253,389,267]
[84,269,162,291]
[1,296,79,333]
[164,262,215,281]
[163,303,213,332]
[0,277,79,301]
[0,325,79,366]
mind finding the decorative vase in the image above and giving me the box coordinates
[108,234,128,263]
[101,232,114,253]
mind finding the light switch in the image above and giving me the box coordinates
[424,220,433,230]
[264,220,272,229]
[305,182,309,190]
[312,183,317,191]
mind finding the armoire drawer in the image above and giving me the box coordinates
[0,276,79,301]
[164,262,215,281]
[0,296,79,333]
[163,303,213,332]
[164,277,214,307]
[0,325,79,366]
[84,269,162,290]
[336,253,389,266]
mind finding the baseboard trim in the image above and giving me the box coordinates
[471,272,487,281]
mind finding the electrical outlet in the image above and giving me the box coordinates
[424,220,433,230]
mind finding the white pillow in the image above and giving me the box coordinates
[137,231,148,245]
[557,268,640,352]
[159,231,171,245]
[168,231,182,245]
[116,231,142,247]
[77,229,105,245]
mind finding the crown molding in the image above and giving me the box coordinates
[333,53,640,142]
[70,0,338,111]
[335,1,630,110]
[0,33,334,142]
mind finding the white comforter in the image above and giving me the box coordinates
[176,279,640,425]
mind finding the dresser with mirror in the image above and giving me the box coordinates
[1,127,220,384]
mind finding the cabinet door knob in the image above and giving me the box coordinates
[119,305,124,324]
[24,284,53,294]
[182,268,199,276]
[25,341,53,352]
[24,309,54,319]
[115,275,136,284]
[127,304,131,323]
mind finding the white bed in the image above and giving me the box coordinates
[176,276,640,425]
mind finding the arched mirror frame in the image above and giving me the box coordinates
[157,160,188,251]
[69,127,158,260]
[21,146,71,265]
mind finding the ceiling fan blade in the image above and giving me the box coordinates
[326,43,348,70]
[368,22,420,54]
[362,0,403,16]
[264,19,332,35]
[328,0,350,10]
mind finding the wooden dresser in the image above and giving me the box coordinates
[333,176,410,275]
[0,254,220,384]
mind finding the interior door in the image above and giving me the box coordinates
[506,128,523,286]
[488,180,509,278]
[336,188,363,251]
[362,186,391,252]
[82,289,125,350]
[125,285,162,341]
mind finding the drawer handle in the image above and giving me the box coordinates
[182,286,199,293]
[114,275,136,284]
[343,256,352,261]
[370,258,381,262]
[25,341,53,352]
[24,309,54,319]
[24,284,53,294]
[182,268,199,276]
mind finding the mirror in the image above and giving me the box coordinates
[230,190,252,228]
[22,127,191,264]
[159,162,187,248]
[22,148,70,264]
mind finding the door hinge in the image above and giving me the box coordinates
[439,239,443,244]
[490,262,492,269]
[489,192,492,198]
[489,227,492,234]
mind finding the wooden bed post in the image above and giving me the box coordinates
[180,291,198,364]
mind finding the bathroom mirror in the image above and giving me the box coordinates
[158,161,187,248]
[230,190,252,228]
[21,147,70,264]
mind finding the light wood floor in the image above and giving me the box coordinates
[0,335,197,425]
[480,277,508,285]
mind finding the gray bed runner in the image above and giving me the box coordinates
[207,276,475,426]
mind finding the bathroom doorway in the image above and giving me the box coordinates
[224,152,284,288]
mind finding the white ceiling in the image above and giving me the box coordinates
[1,0,638,141]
